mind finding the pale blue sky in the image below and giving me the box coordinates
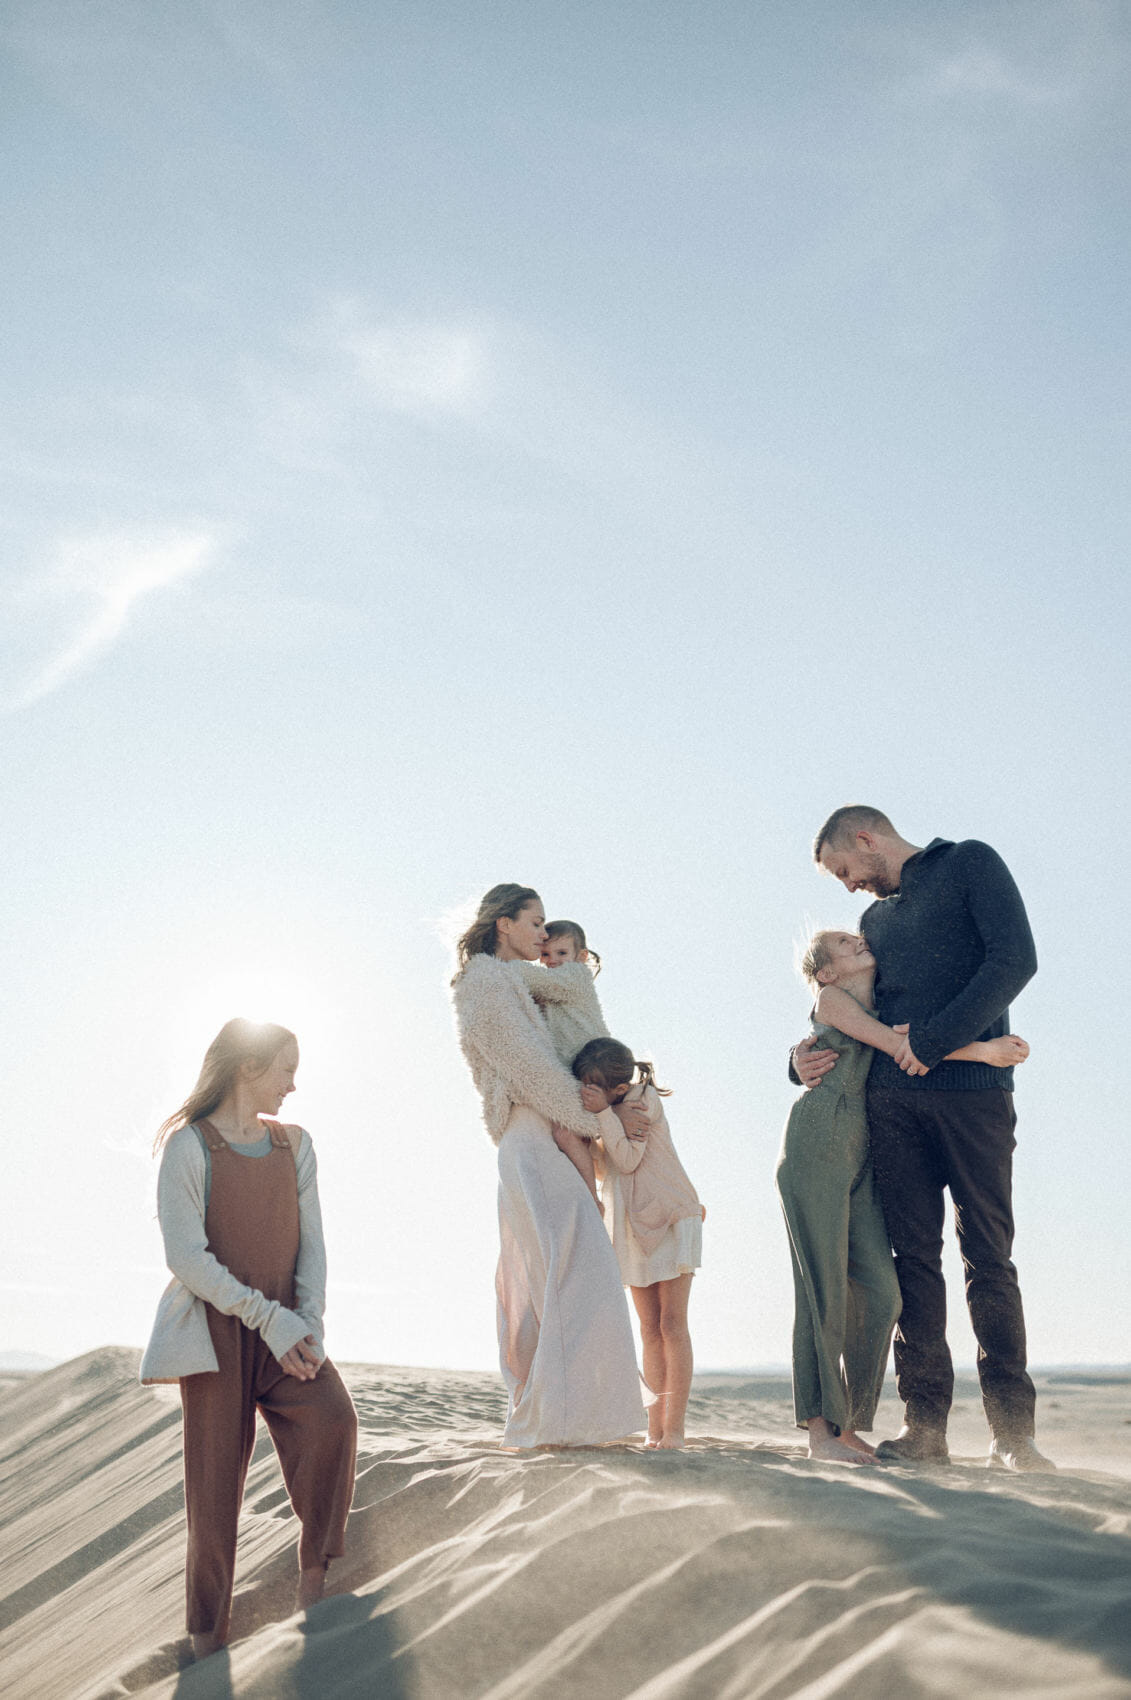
[3,1,1128,1372]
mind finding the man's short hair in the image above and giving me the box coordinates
[812,805,895,863]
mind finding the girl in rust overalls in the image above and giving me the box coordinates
[141,1019,357,1661]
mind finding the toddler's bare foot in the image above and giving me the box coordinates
[191,1631,225,1661]
[296,1566,327,1611]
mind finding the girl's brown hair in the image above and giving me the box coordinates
[570,1036,671,1097]
[453,884,541,977]
[544,918,601,976]
[154,1018,296,1152]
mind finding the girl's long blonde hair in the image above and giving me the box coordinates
[154,1017,296,1152]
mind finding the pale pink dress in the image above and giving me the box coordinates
[495,1105,648,1446]
[599,1085,703,1287]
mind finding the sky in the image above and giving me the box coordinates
[2,0,1129,1377]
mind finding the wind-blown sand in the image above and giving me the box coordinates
[2,1351,1130,1699]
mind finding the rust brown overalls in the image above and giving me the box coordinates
[179,1120,357,1640]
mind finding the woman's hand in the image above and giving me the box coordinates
[615,1100,650,1142]
[280,1335,322,1381]
[581,1082,610,1112]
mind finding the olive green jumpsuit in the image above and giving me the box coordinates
[776,1020,901,1434]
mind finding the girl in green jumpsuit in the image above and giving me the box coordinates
[777,930,1027,1465]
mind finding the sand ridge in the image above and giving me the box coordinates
[1,1350,1130,1698]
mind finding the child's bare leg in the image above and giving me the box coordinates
[550,1124,599,1206]
[630,1284,666,1444]
[654,1274,694,1448]
[297,1564,327,1610]
[806,1416,873,1465]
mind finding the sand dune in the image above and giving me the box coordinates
[2,1351,1130,1699]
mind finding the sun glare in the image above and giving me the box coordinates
[162,966,340,1115]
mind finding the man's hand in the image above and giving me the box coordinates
[279,1335,322,1381]
[793,1035,837,1090]
[893,1035,929,1076]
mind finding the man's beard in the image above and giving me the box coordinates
[861,851,899,897]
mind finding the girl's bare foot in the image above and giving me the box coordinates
[807,1432,869,1465]
[296,1566,327,1610]
[806,1417,874,1466]
[191,1631,225,1661]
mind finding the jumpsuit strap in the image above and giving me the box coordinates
[263,1120,301,1159]
[196,1118,229,1153]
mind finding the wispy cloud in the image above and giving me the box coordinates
[13,530,216,709]
[339,314,491,418]
[933,47,1073,105]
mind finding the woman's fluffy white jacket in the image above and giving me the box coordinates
[513,959,609,1067]
[452,953,609,1144]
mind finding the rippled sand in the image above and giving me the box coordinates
[2,1350,1130,1698]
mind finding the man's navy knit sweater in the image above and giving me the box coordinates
[863,838,1037,1093]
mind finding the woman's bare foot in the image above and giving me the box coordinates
[296,1566,327,1611]
[656,1433,686,1450]
[191,1631,225,1661]
[806,1417,873,1465]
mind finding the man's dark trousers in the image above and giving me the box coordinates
[867,1085,1036,1442]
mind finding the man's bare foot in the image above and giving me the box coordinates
[191,1631,225,1661]
[296,1567,327,1611]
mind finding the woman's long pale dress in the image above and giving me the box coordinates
[454,954,645,1447]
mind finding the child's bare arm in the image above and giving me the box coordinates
[813,986,911,1059]
[551,1123,600,1206]
[948,1034,1030,1068]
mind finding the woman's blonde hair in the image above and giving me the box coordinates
[453,884,540,978]
[544,919,601,975]
[154,1017,296,1152]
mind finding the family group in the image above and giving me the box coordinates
[140,802,1050,1661]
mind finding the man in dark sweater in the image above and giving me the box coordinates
[793,805,1053,1471]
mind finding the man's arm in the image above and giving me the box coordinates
[908,841,1037,1068]
[790,1035,838,1088]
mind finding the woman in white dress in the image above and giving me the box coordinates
[452,884,647,1447]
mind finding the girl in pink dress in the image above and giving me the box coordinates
[572,1037,705,1450]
